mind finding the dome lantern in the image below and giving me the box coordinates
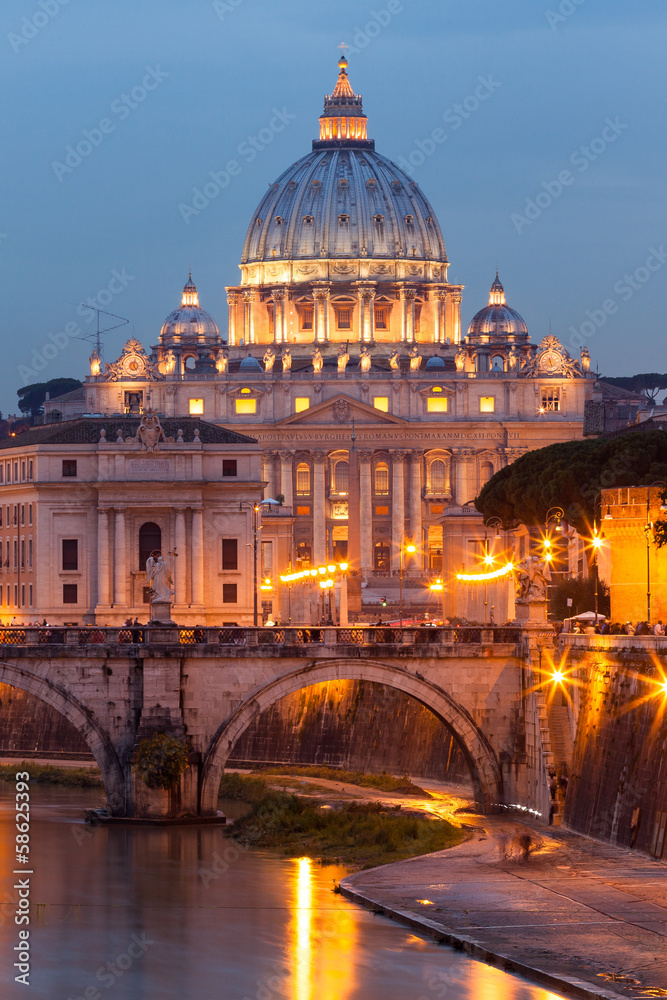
[316,52,371,148]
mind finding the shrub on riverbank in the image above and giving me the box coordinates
[250,765,429,797]
[221,775,464,868]
[0,763,103,787]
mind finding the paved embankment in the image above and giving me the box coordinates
[341,819,667,1000]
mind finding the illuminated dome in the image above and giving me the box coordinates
[160,275,222,347]
[467,273,528,341]
[241,60,447,266]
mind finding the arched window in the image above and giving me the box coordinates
[374,542,390,571]
[296,463,311,495]
[139,522,161,571]
[374,462,389,495]
[333,461,349,495]
[429,460,447,494]
[491,355,504,372]
[480,461,494,485]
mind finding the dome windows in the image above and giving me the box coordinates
[338,213,350,225]
[274,216,284,226]
[405,214,414,225]
[374,214,384,224]
[255,218,263,227]
[303,215,314,226]
[310,179,321,190]
[366,178,377,189]
[391,179,402,190]
[338,178,350,189]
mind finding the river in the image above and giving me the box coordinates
[0,787,565,999]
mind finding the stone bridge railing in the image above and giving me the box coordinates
[559,634,667,653]
[0,625,524,651]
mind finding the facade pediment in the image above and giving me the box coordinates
[276,395,408,427]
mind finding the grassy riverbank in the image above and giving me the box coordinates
[250,765,430,797]
[0,762,103,787]
[219,773,465,869]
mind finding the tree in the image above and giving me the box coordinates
[601,373,667,403]
[17,378,82,419]
[475,430,667,537]
[549,576,610,621]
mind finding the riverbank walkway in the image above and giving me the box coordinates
[341,816,667,1000]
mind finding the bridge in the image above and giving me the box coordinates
[0,623,559,820]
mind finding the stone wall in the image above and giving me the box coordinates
[0,684,91,756]
[564,656,667,857]
[229,679,470,783]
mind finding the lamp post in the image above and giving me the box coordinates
[399,534,417,627]
[483,517,502,625]
[544,507,565,619]
[239,498,280,627]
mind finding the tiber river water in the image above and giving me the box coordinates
[0,787,566,1000]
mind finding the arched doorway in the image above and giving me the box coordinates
[200,659,502,815]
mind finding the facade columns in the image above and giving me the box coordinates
[447,288,463,344]
[354,282,377,343]
[391,451,407,567]
[174,509,187,604]
[227,291,239,346]
[410,451,423,566]
[191,508,204,606]
[261,451,276,501]
[272,289,287,344]
[312,452,327,566]
[242,290,256,345]
[359,451,373,579]
[400,286,417,343]
[312,284,331,343]
[279,451,294,510]
[113,509,127,606]
[97,509,110,606]
[434,288,447,344]
[454,448,475,505]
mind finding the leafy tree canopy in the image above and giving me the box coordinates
[17,378,82,418]
[475,430,667,537]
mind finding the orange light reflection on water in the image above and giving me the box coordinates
[290,856,356,1000]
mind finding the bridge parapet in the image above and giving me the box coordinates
[560,634,667,655]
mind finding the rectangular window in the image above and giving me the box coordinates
[189,398,204,416]
[63,584,78,604]
[13,540,17,570]
[222,583,238,604]
[20,540,25,570]
[479,396,495,414]
[28,539,33,569]
[62,460,77,477]
[222,538,238,571]
[427,397,448,413]
[294,397,310,413]
[235,399,257,415]
[62,539,78,572]
[376,506,389,516]
[14,463,18,482]
[6,585,9,606]
[373,397,389,412]
[540,387,561,412]
[20,505,24,526]
[296,506,310,516]
[13,584,17,607]
[28,460,33,481]
[337,308,351,330]
[301,308,314,331]
[21,584,25,607]
[13,505,17,526]
[28,584,32,607]
[0,466,3,484]
[374,308,387,330]
[0,509,3,528]
[261,541,273,578]
[28,505,32,526]
[222,459,238,477]
[21,461,25,481]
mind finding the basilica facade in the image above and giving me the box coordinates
[44,56,596,621]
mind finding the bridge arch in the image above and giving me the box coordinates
[200,659,503,815]
[0,660,126,814]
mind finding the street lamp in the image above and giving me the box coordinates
[483,517,502,625]
[399,534,417,627]
[543,507,565,619]
[239,498,281,627]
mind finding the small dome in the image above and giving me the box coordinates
[160,274,222,347]
[426,356,446,370]
[239,355,263,371]
[467,273,528,341]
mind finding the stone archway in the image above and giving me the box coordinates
[200,659,503,815]
[0,661,126,814]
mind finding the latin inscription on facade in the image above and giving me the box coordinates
[128,459,173,476]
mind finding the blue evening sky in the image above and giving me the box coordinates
[1,0,665,413]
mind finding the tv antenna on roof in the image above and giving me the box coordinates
[76,307,130,358]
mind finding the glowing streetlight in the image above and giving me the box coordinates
[399,535,418,627]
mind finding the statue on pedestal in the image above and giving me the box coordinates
[359,346,372,372]
[515,555,551,602]
[508,346,521,371]
[146,550,177,623]
[337,344,350,372]
[581,346,591,371]
[263,348,276,372]
[281,348,292,372]
[215,350,228,374]
[455,346,466,372]
[89,350,101,376]
[409,345,422,371]
[389,349,400,371]
[312,348,323,374]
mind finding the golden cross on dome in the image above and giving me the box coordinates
[338,41,349,54]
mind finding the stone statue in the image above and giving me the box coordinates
[337,344,349,372]
[455,346,466,372]
[581,346,591,371]
[215,350,228,374]
[281,349,292,372]
[409,345,422,372]
[389,349,400,371]
[263,348,276,372]
[359,347,372,372]
[508,346,521,371]
[89,350,101,377]
[163,350,177,375]
[146,551,175,602]
[135,409,166,453]
[312,348,323,374]
[515,555,551,602]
